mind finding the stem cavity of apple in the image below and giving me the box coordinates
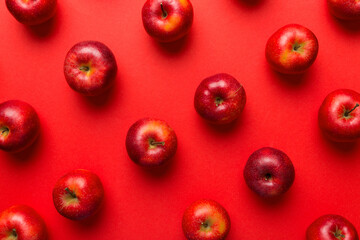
[293,43,301,52]
[65,187,77,199]
[215,97,224,107]
[79,66,90,72]
[0,126,9,137]
[344,103,360,117]
[12,229,17,238]
[160,3,168,19]
[264,173,272,181]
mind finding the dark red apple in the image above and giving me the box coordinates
[194,73,246,125]
[0,205,47,240]
[0,100,40,152]
[307,214,359,240]
[243,147,295,198]
[265,24,319,74]
[52,169,104,220]
[142,0,194,42]
[5,0,56,25]
[182,199,231,240]
[64,41,117,96]
[318,89,360,142]
[328,0,360,20]
[125,118,177,167]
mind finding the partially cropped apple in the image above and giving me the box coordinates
[0,205,47,240]
[64,41,117,96]
[243,147,295,198]
[142,0,194,42]
[182,199,231,240]
[307,214,359,240]
[5,0,56,25]
[52,169,104,220]
[194,73,246,125]
[266,24,319,74]
[126,118,177,167]
[318,89,360,142]
[0,100,40,152]
[328,0,360,20]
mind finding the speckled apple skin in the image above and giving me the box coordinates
[0,205,47,240]
[194,73,246,125]
[243,147,295,198]
[265,24,319,74]
[126,118,177,167]
[328,0,360,20]
[5,0,56,25]
[182,199,231,240]
[307,214,359,240]
[142,0,194,42]
[52,169,104,221]
[0,100,40,152]
[318,89,360,142]
[64,41,117,96]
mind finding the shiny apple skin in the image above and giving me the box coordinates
[328,0,360,20]
[64,41,118,96]
[52,169,104,221]
[182,199,231,240]
[125,118,177,167]
[307,214,359,240]
[0,100,40,152]
[0,205,47,240]
[194,73,246,125]
[265,24,319,74]
[142,0,194,42]
[5,0,56,25]
[318,89,360,142]
[243,147,295,198]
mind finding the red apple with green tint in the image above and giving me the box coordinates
[307,214,359,240]
[182,199,231,240]
[328,0,360,20]
[52,169,104,220]
[0,205,47,240]
[5,0,56,25]
[142,0,194,42]
[126,118,177,167]
[0,100,40,152]
[318,89,360,142]
[243,147,295,199]
[64,41,117,96]
[194,73,246,125]
[266,24,319,74]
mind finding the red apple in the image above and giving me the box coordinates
[307,214,359,240]
[142,0,194,42]
[52,169,104,220]
[265,24,319,74]
[194,73,246,125]
[328,0,360,20]
[5,0,56,25]
[0,100,40,152]
[64,41,117,96]
[0,205,47,240]
[318,89,360,142]
[182,199,231,240]
[126,118,177,167]
[243,147,295,198]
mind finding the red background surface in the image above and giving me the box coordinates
[0,0,359,239]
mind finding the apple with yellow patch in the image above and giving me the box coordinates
[182,199,231,240]
[52,169,104,220]
[142,0,194,42]
[64,41,117,96]
[265,24,319,74]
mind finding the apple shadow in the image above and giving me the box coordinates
[328,13,360,33]
[152,33,193,56]
[232,0,266,9]
[137,153,179,179]
[23,10,60,40]
[245,186,295,209]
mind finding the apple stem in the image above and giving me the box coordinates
[0,127,9,137]
[228,87,242,99]
[12,229,17,237]
[79,66,90,72]
[345,103,359,116]
[65,187,77,198]
[150,140,165,146]
[160,3,168,18]
[332,226,345,239]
